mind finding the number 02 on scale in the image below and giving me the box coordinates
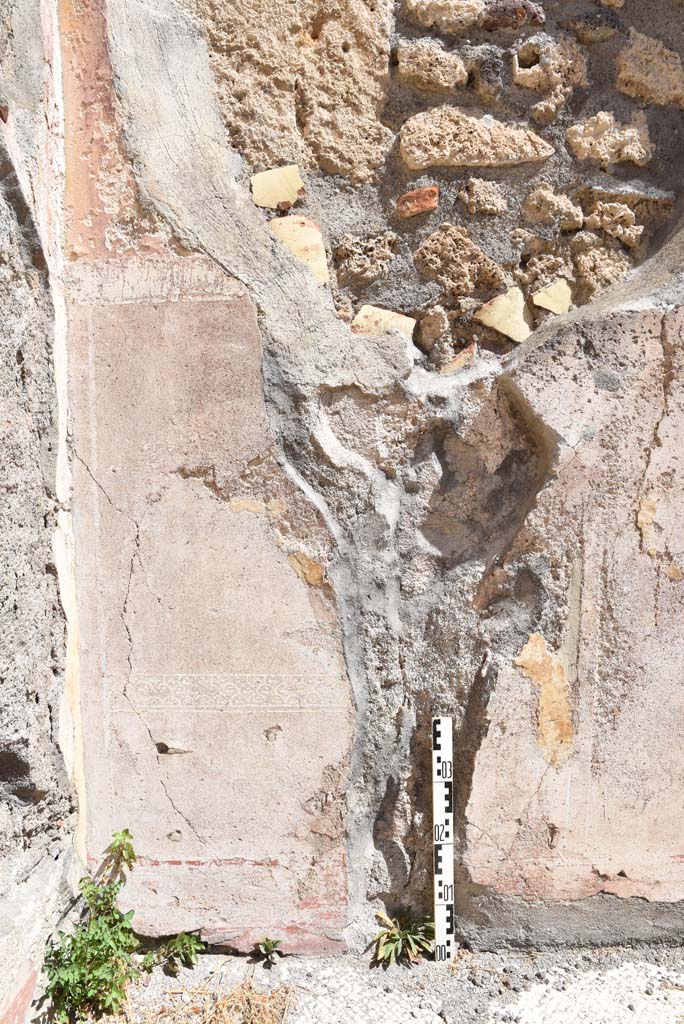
[432,716,455,962]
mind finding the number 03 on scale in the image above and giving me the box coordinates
[432,717,455,962]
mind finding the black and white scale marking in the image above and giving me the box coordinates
[432,717,455,962]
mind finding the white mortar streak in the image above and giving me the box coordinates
[279,431,379,929]
[312,409,403,632]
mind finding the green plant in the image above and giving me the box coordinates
[107,829,137,875]
[371,910,435,966]
[142,932,206,976]
[254,937,283,965]
[45,845,140,1022]
[45,831,205,1022]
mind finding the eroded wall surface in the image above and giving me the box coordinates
[5,1,684,1005]
[0,0,76,1017]
[95,0,684,948]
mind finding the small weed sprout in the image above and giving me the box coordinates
[143,932,206,976]
[371,910,435,966]
[107,829,136,877]
[254,937,283,965]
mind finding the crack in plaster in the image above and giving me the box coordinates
[73,449,142,678]
[121,683,206,847]
[99,0,684,947]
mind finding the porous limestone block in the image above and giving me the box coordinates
[335,232,397,285]
[404,0,544,33]
[512,34,588,124]
[396,40,468,92]
[572,237,632,301]
[415,223,505,301]
[400,106,554,171]
[523,184,584,230]
[270,216,329,284]
[616,29,684,108]
[404,0,485,34]
[188,0,394,183]
[574,181,674,224]
[250,164,304,209]
[585,202,644,249]
[567,112,652,168]
[458,178,508,215]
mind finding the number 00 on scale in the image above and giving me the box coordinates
[432,717,455,962]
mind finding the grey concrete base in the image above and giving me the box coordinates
[456,891,684,950]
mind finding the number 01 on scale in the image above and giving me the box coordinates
[432,717,455,962]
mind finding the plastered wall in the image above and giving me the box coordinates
[4,4,684,1016]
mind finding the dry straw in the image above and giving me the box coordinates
[114,968,294,1024]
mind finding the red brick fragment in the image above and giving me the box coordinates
[395,185,439,219]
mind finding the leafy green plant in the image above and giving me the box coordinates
[371,910,435,966]
[142,932,206,976]
[254,937,283,965]
[45,835,140,1022]
[107,829,137,876]
[45,830,205,1022]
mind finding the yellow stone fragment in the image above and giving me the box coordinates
[532,278,573,315]
[474,287,532,343]
[637,494,657,555]
[229,498,266,514]
[515,633,573,767]
[250,164,304,209]
[351,304,417,340]
[270,216,329,284]
[266,498,287,515]
[288,551,325,587]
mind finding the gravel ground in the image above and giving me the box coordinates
[121,944,684,1024]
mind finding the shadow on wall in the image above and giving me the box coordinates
[420,381,555,568]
